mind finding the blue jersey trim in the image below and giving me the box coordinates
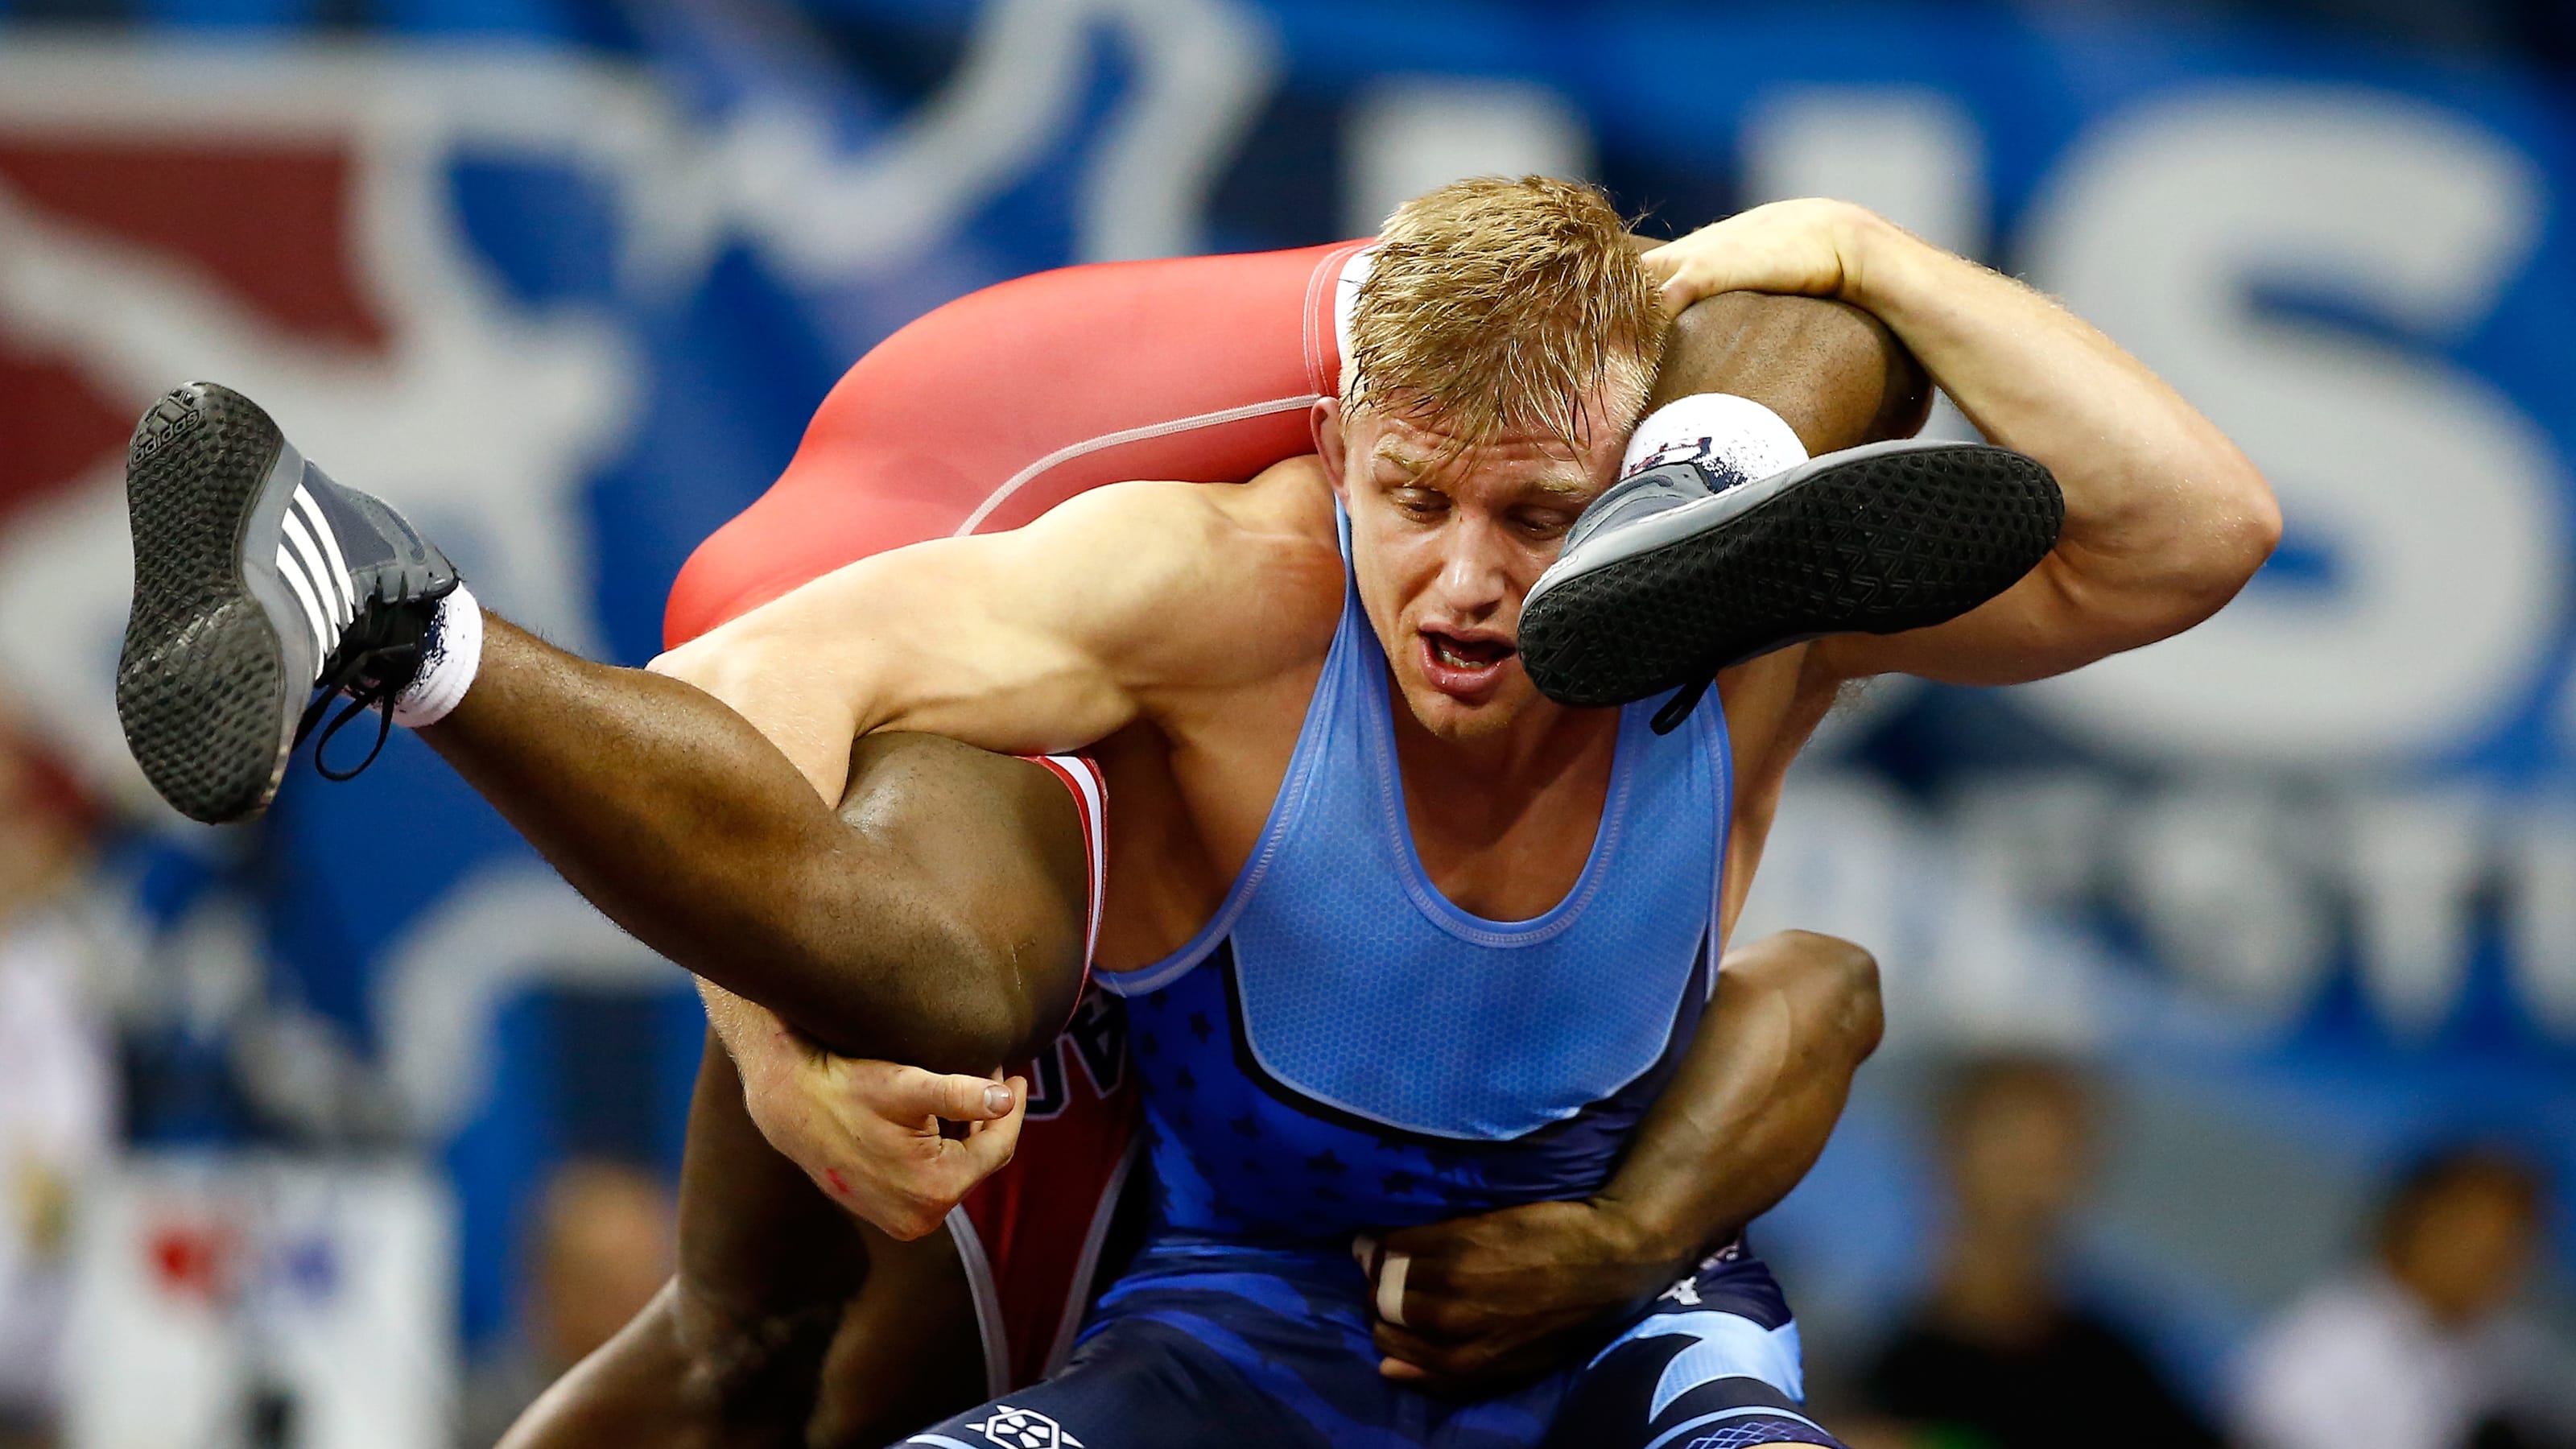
[1356,622,1645,945]
[1100,553,1360,999]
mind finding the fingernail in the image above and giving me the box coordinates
[984,1084,1013,1114]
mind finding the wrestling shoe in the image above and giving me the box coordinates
[1518,439,2063,731]
[117,382,459,824]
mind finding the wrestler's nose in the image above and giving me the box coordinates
[1432,524,1512,618]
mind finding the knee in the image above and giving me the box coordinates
[667,1278,844,1427]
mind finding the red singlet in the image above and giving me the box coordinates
[663,240,1369,1393]
[666,240,1368,643]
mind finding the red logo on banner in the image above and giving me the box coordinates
[143,1218,240,1304]
[0,140,387,530]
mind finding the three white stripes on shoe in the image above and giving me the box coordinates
[275,481,350,668]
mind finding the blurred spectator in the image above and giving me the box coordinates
[2233,1148,2576,1449]
[1854,1055,2220,1449]
[528,1158,678,1371]
[0,726,116,1449]
[464,1157,677,1446]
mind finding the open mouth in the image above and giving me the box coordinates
[1427,632,1514,670]
[1420,628,1517,693]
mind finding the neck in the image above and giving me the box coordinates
[1388,678,1617,786]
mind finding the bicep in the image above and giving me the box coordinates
[652,518,1149,770]
[1807,540,2223,687]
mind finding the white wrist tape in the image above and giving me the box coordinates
[1621,393,1810,485]
[392,583,484,729]
[1374,1249,1411,1327]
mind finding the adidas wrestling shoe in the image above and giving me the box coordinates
[117,382,459,824]
[1518,439,2063,731]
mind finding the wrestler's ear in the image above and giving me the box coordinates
[1313,396,1351,501]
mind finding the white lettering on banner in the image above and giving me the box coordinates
[2506,805,2576,1033]
[2017,89,2567,763]
[1742,86,1986,257]
[2120,782,2336,1026]
[1733,772,2107,1048]
[1750,769,2576,1044]
[2342,788,2488,1038]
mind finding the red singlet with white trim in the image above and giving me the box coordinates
[663,240,1368,1393]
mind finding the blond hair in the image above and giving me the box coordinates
[1344,175,1666,456]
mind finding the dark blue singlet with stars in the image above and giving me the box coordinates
[905,517,1852,1449]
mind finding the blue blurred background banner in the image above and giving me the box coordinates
[1,0,2570,1413]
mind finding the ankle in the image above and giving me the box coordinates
[1621,394,1808,484]
[390,584,483,729]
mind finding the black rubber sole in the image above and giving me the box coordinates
[1520,443,2065,709]
[115,383,307,824]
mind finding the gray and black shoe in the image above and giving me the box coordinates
[117,382,459,824]
[1518,439,2063,732]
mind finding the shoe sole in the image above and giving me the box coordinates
[1519,441,2065,709]
[116,383,317,824]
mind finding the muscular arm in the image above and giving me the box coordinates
[1655,200,2278,687]
[1820,206,2277,682]
[650,472,1339,791]
[1598,931,1880,1252]
[1365,931,1882,1385]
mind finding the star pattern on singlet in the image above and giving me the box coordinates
[1122,953,1671,1241]
[1677,1419,1840,1449]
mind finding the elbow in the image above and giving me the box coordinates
[1829,939,1886,1066]
[2197,450,2281,606]
[1769,929,1885,1067]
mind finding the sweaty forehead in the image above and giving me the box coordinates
[1367,418,1609,500]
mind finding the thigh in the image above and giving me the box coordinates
[922,1244,1563,1449]
[1543,1246,1847,1449]
[898,1314,1340,1449]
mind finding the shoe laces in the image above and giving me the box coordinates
[292,602,426,782]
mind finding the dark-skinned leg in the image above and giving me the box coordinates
[497,1034,990,1449]
[415,646,1092,1073]
[494,732,1095,1447]
[1649,291,1931,448]
[497,1034,861,1449]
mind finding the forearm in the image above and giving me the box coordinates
[1838,208,2276,612]
[1594,931,1881,1264]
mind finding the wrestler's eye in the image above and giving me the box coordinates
[1390,487,1447,519]
[1513,507,1575,539]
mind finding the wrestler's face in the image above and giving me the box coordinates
[1319,394,1628,742]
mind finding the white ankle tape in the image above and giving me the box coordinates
[392,584,483,729]
[1622,393,1809,484]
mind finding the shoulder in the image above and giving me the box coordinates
[1026,463,1339,603]
[1018,463,1344,687]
